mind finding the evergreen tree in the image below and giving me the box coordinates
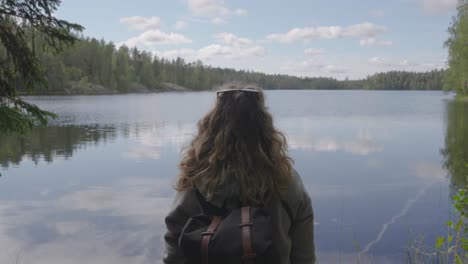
[115,45,130,92]
[0,0,83,133]
[140,52,155,89]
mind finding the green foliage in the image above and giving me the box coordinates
[115,45,131,92]
[433,184,468,264]
[444,0,468,96]
[0,98,56,134]
[407,171,468,263]
[0,0,83,134]
[441,101,468,189]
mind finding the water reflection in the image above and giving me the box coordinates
[0,177,172,264]
[289,131,382,155]
[123,123,195,161]
[441,100,468,190]
[0,91,458,263]
[279,117,383,155]
[0,122,196,171]
[415,162,447,180]
[0,125,117,169]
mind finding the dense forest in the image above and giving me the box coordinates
[14,35,445,95]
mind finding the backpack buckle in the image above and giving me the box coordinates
[200,231,215,236]
[238,222,253,227]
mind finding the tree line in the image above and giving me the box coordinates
[13,35,445,94]
[364,70,444,90]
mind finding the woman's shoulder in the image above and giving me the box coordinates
[279,168,313,218]
[283,169,308,198]
[166,188,201,222]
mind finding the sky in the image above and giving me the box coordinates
[55,0,458,80]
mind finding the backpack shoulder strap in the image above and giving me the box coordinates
[201,215,222,264]
[240,206,256,264]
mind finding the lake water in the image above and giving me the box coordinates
[0,90,465,264]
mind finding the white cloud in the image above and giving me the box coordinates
[154,40,266,61]
[198,44,266,59]
[119,16,161,31]
[234,8,248,16]
[188,0,230,17]
[400,59,411,66]
[369,56,386,65]
[421,0,457,14]
[343,23,387,37]
[370,56,409,67]
[360,37,393,46]
[323,65,347,74]
[120,30,192,47]
[214,32,252,46]
[281,59,347,76]
[266,22,387,43]
[210,17,226,24]
[304,48,325,56]
[174,20,187,30]
[370,9,385,18]
[187,0,247,19]
[369,56,446,70]
[155,48,196,59]
[198,44,234,58]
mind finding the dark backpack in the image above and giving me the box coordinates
[178,189,275,264]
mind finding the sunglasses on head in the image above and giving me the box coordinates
[216,88,260,98]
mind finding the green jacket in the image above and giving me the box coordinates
[163,170,316,264]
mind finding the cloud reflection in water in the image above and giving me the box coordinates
[288,130,383,155]
[123,123,196,161]
[0,177,174,264]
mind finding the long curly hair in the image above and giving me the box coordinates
[176,84,293,205]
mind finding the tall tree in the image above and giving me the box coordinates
[444,0,468,96]
[115,45,130,92]
[0,0,83,133]
[140,51,155,89]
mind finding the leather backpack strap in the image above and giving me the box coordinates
[240,206,256,264]
[201,215,222,264]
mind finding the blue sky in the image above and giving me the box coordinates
[56,0,457,79]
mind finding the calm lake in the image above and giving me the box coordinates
[1,90,466,263]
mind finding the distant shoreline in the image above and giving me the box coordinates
[20,87,448,97]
